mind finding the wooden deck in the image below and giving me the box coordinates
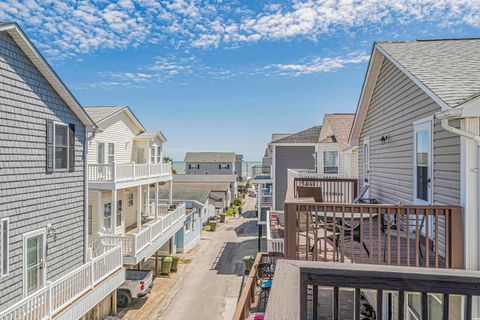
[297,216,447,268]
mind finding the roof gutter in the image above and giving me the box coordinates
[436,108,480,145]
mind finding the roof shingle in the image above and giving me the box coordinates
[271,126,322,144]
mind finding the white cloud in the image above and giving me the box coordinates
[8,0,480,60]
[262,52,370,76]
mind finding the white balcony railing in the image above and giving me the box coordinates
[100,203,186,258]
[266,211,284,254]
[0,245,123,320]
[88,162,172,183]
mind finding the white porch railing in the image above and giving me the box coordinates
[99,203,186,258]
[0,245,122,320]
[266,211,284,254]
[88,162,172,183]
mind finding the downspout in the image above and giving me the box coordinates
[84,126,99,262]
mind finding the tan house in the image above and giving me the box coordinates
[85,106,186,266]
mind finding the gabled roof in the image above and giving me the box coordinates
[157,187,211,204]
[377,39,480,108]
[271,126,322,144]
[324,114,355,151]
[173,182,231,192]
[350,38,480,143]
[84,106,145,132]
[135,131,167,142]
[0,23,96,129]
[184,152,236,163]
[83,106,127,123]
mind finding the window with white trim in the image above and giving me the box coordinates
[1,218,9,277]
[97,142,105,164]
[157,146,162,163]
[54,123,68,170]
[323,151,339,174]
[219,164,230,170]
[104,203,112,230]
[151,146,156,163]
[128,192,134,207]
[185,214,193,233]
[117,200,123,227]
[107,143,115,164]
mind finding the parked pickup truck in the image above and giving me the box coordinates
[117,269,153,308]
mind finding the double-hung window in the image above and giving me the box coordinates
[323,151,339,174]
[103,203,112,230]
[157,147,162,163]
[151,147,156,163]
[1,218,9,277]
[54,123,68,170]
[117,200,123,227]
[107,143,115,163]
[128,192,134,207]
[97,142,105,164]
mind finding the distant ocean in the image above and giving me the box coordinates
[173,161,261,177]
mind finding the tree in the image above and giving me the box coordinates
[163,156,177,174]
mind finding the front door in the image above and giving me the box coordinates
[363,138,371,197]
[24,231,46,296]
[414,118,433,205]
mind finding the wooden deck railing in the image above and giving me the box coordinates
[283,203,463,269]
[293,177,358,203]
[232,253,267,320]
[265,261,480,320]
[0,245,123,320]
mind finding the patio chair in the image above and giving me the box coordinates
[256,263,273,311]
[382,214,426,261]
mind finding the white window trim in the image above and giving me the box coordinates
[23,228,47,297]
[1,218,9,277]
[323,150,340,175]
[53,121,69,171]
[107,142,115,164]
[97,141,106,164]
[413,116,434,205]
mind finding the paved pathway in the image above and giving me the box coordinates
[158,195,262,320]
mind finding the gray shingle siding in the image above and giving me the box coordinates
[185,162,234,175]
[0,32,86,309]
[274,146,315,210]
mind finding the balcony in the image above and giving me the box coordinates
[88,162,172,188]
[265,260,480,319]
[282,174,463,269]
[267,211,284,254]
[99,203,186,265]
[0,245,124,320]
[251,165,272,182]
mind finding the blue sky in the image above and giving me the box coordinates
[2,1,480,160]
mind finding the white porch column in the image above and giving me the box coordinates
[155,182,159,220]
[257,183,262,219]
[137,186,142,231]
[111,189,117,234]
[146,184,150,218]
[169,179,173,205]
[97,191,103,231]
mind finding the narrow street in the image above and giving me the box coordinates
[157,194,263,320]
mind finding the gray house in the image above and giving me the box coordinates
[0,23,123,320]
[349,38,480,318]
[185,152,236,175]
[270,127,321,210]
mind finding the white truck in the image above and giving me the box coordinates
[117,269,153,308]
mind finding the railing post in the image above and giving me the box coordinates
[111,162,116,182]
[47,280,53,317]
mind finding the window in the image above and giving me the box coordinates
[88,205,93,235]
[185,214,193,233]
[117,200,123,227]
[157,147,162,163]
[136,148,145,164]
[128,192,134,207]
[97,142,105,164]
[103,203,112,230]
[414,119,432,204]
[189,164,200,170]
[151,147,156,163]
[323,151,339,174]
[107,143,114,163]
[219,164,230,170]
[1,218,9,277]
[54,123,68,170]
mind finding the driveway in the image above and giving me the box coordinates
[157,194,263,320]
